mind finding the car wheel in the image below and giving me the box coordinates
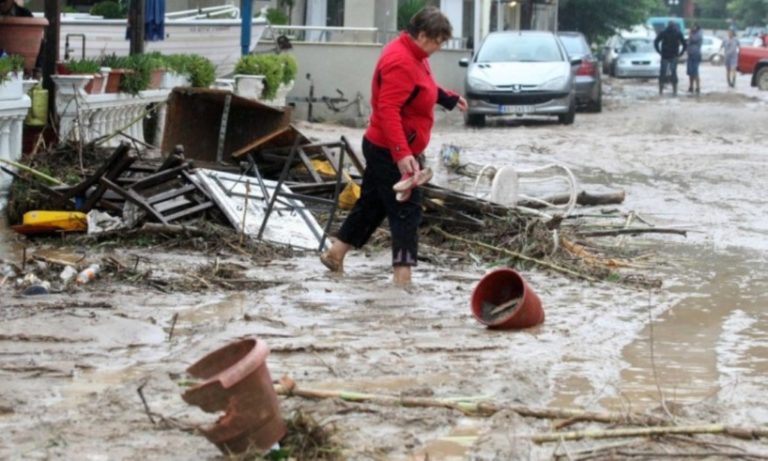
[559,100,576,125]
[756,67,768,91]
[465,113,486,127]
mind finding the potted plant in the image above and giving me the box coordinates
[0,54,24,100]
[100,53,132,93]
[119,53,152,95]
[185,54,216,88]
[233,55,268,99]
[144,52,166,89]
[61,58,104,94]
[276,53,298,101]
[160,54,191,89]
[234,54,281,101]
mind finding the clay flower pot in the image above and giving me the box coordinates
[471,267,545,329]
[182,337,286,453]
[0,17,49,74]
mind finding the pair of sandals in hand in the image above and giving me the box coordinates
[393,167,433,202]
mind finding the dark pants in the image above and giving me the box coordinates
[660,57,679,85]
[337,137,422,267]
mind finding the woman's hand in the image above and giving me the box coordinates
[456,96,468,112]
[397,155,421,177]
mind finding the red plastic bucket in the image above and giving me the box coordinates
[471,267,544,329]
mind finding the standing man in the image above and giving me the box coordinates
[654,21,687,95]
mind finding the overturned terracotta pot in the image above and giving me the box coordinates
[182,338,286,453]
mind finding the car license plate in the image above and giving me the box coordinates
[500,105,533,114]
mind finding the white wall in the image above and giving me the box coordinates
[284,42,470,123]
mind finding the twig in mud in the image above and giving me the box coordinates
[530,424,768,443]
[613,450,768,459]
[313,352,340,378]
[577,228,688,238]
[647,289,676,422]
[274,378,668,426]
[168,313,179,342]
[137,380,156,425]
[185,272,211,289]
[433,227,598,282]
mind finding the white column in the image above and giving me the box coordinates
[441,0,463,39]
[0,96,32,210]
[306,0,327,41]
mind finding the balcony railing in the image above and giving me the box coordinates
[263,25,468,49]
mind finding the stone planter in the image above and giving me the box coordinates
[233,74,265,100]
[0,72,23,101]
[51,74,93,97]
[161,72,190,89]
[267,80,294,107]
[0,17,49,74]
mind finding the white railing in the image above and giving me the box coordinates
[263,25,380,44]
[262,25,469,49]
[56,90,171,148]
[0,95,32,209]
[165,5,241,21]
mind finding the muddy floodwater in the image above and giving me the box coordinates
[1,64,767,460]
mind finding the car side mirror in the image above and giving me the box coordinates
[570,57,582,66]
[459,57,470,67]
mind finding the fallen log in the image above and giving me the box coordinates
[518,190,626,209]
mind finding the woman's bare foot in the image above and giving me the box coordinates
[393,266,412,286]
[320,240,351,273]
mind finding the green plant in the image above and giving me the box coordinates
[0,55,25,83]
[279,54,297,85]
[119,54,152,94]
[265,7,289,25]
[185,54,216,88]
[90,0,125,19]
[234,54,282,99]
[100,53,131,69]
[65,58,101,74]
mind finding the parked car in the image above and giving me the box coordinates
[614,38,661,79]
[459,31,580,126]
[601,34,624,75]
[701,34,724,64]
[737,45,768,90]
[559,31,602,112]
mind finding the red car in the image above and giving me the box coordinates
[737,45,768,90]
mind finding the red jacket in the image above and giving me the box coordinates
[365,32,459,163]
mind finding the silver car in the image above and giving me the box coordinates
[614,38,661,79]
[459,31,580,126]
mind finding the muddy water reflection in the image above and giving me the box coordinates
[552,244,768,419]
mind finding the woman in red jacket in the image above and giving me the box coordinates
[320,6,467,286]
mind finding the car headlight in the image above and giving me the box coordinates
[468,76,495,91]
[539,76,566,91]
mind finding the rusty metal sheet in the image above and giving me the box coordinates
[161,88,292,164]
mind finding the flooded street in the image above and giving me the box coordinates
[1,64,768,460]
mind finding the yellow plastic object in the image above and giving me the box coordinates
[22,211,87,232]
[25,84,48,127]
[338,181,360,210]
